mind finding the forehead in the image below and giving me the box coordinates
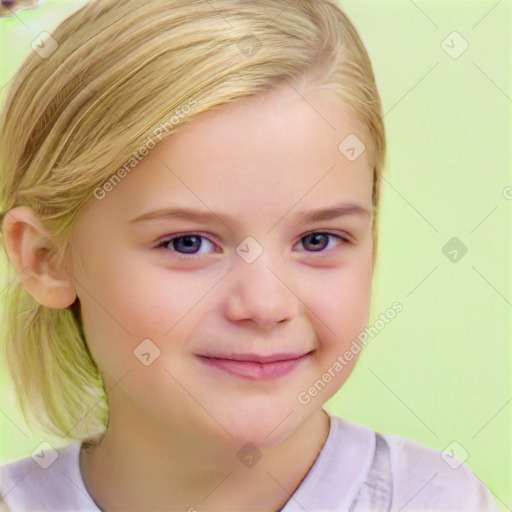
[83,87,373,227]
[176,86,369,165]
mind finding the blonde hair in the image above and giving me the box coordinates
[0,0,386,440]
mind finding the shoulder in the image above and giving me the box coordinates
[0,442,99,511]
[380,431,499,511]
[293,414,499,511]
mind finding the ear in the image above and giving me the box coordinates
[1,206,77,309]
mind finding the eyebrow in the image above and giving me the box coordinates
[128,202,372,226]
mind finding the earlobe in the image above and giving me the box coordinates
[1,206,77,309]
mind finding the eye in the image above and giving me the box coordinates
[297,232,349,253]
[156,234,218,258]
[155,231,350,260]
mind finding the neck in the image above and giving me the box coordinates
[80,403,331,512]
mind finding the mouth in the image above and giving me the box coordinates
[195,351,315,381]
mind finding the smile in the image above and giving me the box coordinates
[195,351,314,380]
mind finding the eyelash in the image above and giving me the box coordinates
[155,231,351,260]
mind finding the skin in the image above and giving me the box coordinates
[2,85,375,511]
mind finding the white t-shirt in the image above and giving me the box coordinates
[0,414,499,511]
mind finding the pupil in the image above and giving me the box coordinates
[176,236,200,253]
[305,234,327,251]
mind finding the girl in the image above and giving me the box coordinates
[0,1,499,510]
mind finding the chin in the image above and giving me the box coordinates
[203,398,313,450]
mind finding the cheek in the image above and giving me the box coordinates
[306,261,373,345]
[72,251,166,377]
[75,253,222,377]
[295,265,372,408]
[75,245,173,333]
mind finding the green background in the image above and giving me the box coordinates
[0,0,510,508]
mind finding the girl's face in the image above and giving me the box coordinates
[68,86,374,448]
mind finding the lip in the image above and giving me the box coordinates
[196,351,314,380]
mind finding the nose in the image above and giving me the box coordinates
[224,252,298,330]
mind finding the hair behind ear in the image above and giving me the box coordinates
[1,271,107,440]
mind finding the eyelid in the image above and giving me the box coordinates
[300,229,353,243]
[294,231,351,257]
[155,232,220,257]
[156,230,222,245]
